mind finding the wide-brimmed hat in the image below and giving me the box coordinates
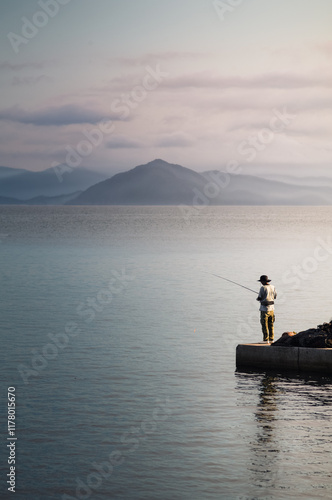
[258,275,271,283]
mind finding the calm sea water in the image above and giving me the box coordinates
[1,206,332,500]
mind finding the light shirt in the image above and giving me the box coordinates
[257,284,277,312]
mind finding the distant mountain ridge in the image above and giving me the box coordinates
[0,166,29,179]
[69,159,332,206]
[258,174,332,188]
[0,194,25,205]
[2,159,332,205]
[0,165,108,200]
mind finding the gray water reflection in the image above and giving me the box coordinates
[235,370,332,500]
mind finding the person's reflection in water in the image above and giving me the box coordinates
[238,373,280,498]
[249,373,282,495]
[255,374,278,442]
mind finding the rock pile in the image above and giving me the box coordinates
[272,320,332,348]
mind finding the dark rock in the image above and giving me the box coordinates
[272,321,332,348]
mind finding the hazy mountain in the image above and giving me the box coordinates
[69,159,332,206]
[24,191,82,206]
[69,159,209,205]
[257,174,332,188]
[0,166,28,179]
[0,166,108,200]
[203,171,332,205]
[0,191,81,205]
[0,195,25,205]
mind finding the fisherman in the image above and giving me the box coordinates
[257,275,277,343]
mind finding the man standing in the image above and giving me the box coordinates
[257,275,277,343]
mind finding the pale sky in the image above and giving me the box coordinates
[0,0,331,176]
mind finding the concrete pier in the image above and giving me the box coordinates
[236,343,332,373]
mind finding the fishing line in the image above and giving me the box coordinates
[208,273,258,294]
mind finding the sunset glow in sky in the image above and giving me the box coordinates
[1,0,332,176]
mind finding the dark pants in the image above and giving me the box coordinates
[260,311,275,341]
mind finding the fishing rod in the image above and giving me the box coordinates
[209,273,258,294]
